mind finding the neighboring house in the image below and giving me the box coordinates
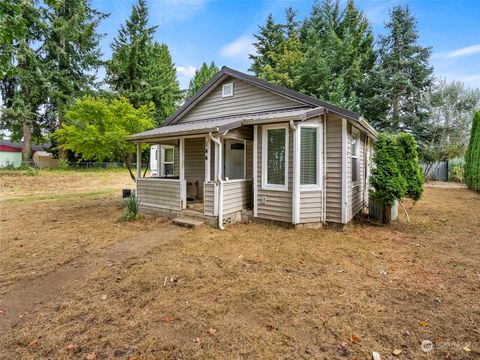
[0,140,49,168]
[128,67,377,228]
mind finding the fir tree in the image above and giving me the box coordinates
[397,132,424,201]
[376,5,433,136]
[465,112,480,191]
[185,62,219,100]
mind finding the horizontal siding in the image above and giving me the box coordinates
[137,179,181,211]
[347,126,366,222]
[299,190,322,223]
[204,182,216,216]
[257,125,293,223]
[185,137,205,199]
[246,140,253,179]
[325,115,343,223]
[222,180,252,215]
[178,77,305,123]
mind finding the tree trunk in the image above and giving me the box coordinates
[124,153,136,181]
[382,205,391,224]
[22,123,32,164]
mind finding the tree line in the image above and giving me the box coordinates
[1,0,479,166]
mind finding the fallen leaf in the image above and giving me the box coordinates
[463,346,471,352]
[418,321,429,327]
[0,309,4,315]
[208,327,218,335]
[28,338,38,347]
[86,352,96,360]
[265,324,278,332]
[19,310,30,318]
[350,334,359,343]
[66,343,77,351]
[193,337,201,344]
[340,341,348,347]
[392,349,402,356]
[162,316,173,323]
[128,357,137,360]
[101,294,108,301]
[372,352,381,360]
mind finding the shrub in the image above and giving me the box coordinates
[465,112,480,191]
[448,157,465,183]
[119,193,141,221]
[397,133,424,201]
[57,159,69,170]
[24,167,39,176]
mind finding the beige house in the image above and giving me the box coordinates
[128,67,377,228]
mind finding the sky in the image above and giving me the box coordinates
[93,0,480,90]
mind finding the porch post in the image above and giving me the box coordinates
[156,145,161,177]
[205,136,210,182]
[180,138,186,209]
[136,143,141,180]
[253,125,258,217]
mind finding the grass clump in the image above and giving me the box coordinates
[119,193,141,221]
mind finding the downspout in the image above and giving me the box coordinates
[209,132,225,230]
[323,111,327,224]
[290,120,299,225]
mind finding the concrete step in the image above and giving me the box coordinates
[181,210,209,220]
[172,217,204,229]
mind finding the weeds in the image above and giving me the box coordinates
[118,193,141,221]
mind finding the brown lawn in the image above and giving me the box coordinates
[0,170,479,359]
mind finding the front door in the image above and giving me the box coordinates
[225,139,245,180]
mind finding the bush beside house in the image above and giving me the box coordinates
[465,112,480,191]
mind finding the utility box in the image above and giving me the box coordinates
[369,198,398,222]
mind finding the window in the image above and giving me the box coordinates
[351,128,360,183]
[262,124,288,190]
[300,127,318,186]
[222,82,234,98]
[161,145,174,177]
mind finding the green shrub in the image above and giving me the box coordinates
[448,157,465,182]
[119,193,141,221]
[24,167,39,176]
[57,159,69,170]
[397,133,424,201]
[465,112,480,191]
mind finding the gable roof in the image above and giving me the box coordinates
[0,140,49,152]
[164,67,362,126]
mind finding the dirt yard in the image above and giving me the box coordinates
[0,171,478,359]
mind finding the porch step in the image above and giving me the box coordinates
[181,209,209,220]
[172,217,204,229]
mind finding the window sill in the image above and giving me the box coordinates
[261,185,289,192]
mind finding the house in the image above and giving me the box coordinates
[128,67,377,228]
[0,140,49,168]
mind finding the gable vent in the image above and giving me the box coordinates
[222,82,234,98]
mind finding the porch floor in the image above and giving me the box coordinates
[186,200,204,213]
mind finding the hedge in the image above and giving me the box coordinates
[465,111,480,191]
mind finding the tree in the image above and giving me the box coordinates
[0,0,27,78]
[375,5,433,136]
[185,62,219,100]
[106,0,181,124]
[0,0,48,161]
[465,112,480,191]
[397,133,424,201]
[421,78,480,163]
[43,0,107,159]
[370,133,407,223]
[54,96,154,180]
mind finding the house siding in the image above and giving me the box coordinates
[299,190,322,223]
[177,77,306,123]
[325,115,343,223]
[222,180,252,215]
[346,124,367,222]
[185,137,205,199]
[256,124,293,223]
[137,179,181,211]
[204,182,216,216]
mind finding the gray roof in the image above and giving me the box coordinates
[0,140,49,151]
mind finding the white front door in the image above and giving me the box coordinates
[225,139,245,180]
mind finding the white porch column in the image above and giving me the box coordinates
[253,125,258,217]
[156,145,161,177]
[136,143,141,180]
[179,138,186,209]
[205,136,211,182]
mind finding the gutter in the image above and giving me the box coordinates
[209,132,225,230]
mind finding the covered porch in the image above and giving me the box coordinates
[130,118,254,227]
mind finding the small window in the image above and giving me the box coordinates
[351,128,360,183]
[262,124,288,190]
[222,82,234,98]
[161,145,174,177]
[300,127,318,186]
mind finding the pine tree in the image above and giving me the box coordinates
[185,62,219,100]
[43,0,107,159]
[0,0,47,161]
[465,112,480,191]
[106,0,180,124]
[376,5,433,136]
[397,133,424,201]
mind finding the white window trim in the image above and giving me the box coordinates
[262,123,289,191]
[351,127,360,186]
[298,122,323,191]
[160,145,175,177]
[221,82,234,98]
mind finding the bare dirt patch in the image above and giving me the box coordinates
[1,181,479,359]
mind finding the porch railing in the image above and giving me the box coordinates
[204,179,252,217]
[136,178,182,212]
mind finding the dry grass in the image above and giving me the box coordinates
[0,172,479,359]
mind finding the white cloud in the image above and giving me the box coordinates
[219,34,256,61]
[150,0,211,25]
[176,65,197,78]
[445,44,480,59]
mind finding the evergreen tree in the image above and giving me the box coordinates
[375,5,433,136]
[185,61,219,100]
[43,0,107,158]
[106,0,180,124]
[465,112,480,191]
[0,0,47,161]
[397,133,424,201]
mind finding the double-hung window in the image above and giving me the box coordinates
[161,145,175,177]
[262,124,288,191]
[300,125,321,189]
[351,128,360,184]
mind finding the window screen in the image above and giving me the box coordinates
[300,127,317,185]
[351,131,359,183]
[267,128,286,185]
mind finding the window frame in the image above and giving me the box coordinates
[351,127,360,186]
[160,145,175,177]
[262,123,289,191]
[221,82,234,98]
[298,122,322,191]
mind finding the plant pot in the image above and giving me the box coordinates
[122,189,132,198]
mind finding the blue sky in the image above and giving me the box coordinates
[92,0,480,90]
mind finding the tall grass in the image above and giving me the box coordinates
[119,193,141,221]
